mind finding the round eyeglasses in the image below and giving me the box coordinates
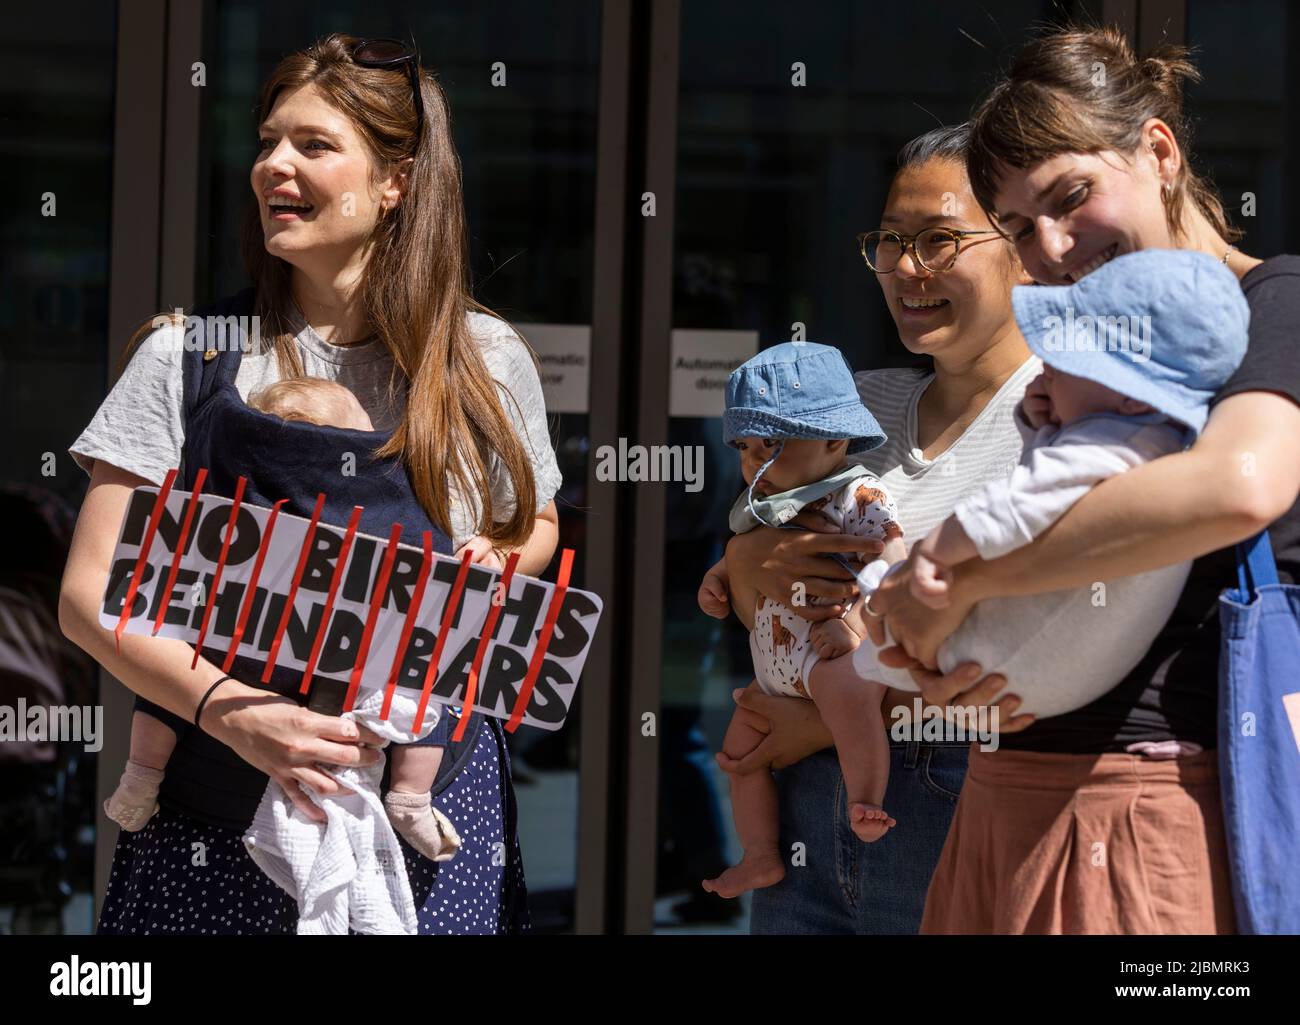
[857,227,1003,273]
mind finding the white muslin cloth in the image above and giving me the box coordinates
[242,687,437,935]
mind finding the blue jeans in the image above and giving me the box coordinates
[749,741,968,934]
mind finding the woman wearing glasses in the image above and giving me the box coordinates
[61,34,561,934]
[720,124,1038,934]
[869,26,1300,933]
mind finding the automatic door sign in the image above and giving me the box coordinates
[99,470,601,733]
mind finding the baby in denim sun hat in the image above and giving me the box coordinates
[854,249,1249,725]
[697,342,908,899]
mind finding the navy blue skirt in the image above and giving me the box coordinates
[97,720,530,935]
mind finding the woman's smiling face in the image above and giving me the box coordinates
[250,82,396,270]
[989,141,1175,286]
[875,158,1025,360]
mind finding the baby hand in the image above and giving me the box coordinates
[1021,373,1056,429]
[809,617,860,659]
[910,551,953,609]
[698,569,731,619]
[454,534,505,570]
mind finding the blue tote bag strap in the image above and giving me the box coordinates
[1235,529,1280,596]
[1218,526,1300,934]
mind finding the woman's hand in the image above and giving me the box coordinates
[715,681,834,774]
[726,523,884,622]
[454,534,505,571]
[203,681,385,823]
[864,546,975,668]
[885,664,1036,734]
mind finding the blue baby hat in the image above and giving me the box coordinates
[1011,249,1249,436]
[723,342,887,527]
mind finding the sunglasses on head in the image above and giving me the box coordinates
[350,38,425,149]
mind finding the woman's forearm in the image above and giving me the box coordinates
[60,593,232,726]
[58,463,240,725]
[959,392,1300,603]
[508,500,559,577]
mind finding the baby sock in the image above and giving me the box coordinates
[383,790,462,863]
[103,760,165,832]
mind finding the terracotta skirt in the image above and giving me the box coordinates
[919,743,1235,934]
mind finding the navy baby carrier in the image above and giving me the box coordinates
[141,287,486,831]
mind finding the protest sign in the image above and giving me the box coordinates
[97,473,601,732]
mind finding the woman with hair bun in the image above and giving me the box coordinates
[867,24,1300,934]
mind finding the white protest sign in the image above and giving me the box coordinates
[98,484,602,732]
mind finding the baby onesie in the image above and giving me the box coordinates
[739,470,901,699]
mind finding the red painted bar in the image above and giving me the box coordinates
[343,521,403,713]
[298,505,363,696]
[380,531,434,723]
[223,497,288,673]
[262,493,327,684]
[452,552,521,743]
[190,475,248,670]
[412,548,475,734]
[114,468,179,655]
[152,467,207,637]
[507,548,574,732]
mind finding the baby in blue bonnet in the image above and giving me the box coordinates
[698,342,908,898]
[852,250,1250,724]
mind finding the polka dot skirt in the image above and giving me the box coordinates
[97,719,530,935]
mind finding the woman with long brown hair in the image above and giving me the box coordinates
[868,24,1300,933]
[60,33,561,934]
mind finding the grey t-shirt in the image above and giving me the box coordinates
[69,306,563,551]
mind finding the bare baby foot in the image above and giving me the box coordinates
[701,849,785,899]
[849,803,896,843]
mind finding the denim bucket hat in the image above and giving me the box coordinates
[722,342,886,454]
[1011,249,1249,436]
[724,342,887,531]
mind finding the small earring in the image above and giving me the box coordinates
[1160,184,1171,205]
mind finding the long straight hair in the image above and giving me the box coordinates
[121,33,539,547]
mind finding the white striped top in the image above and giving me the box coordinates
[849,356,1043,547]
